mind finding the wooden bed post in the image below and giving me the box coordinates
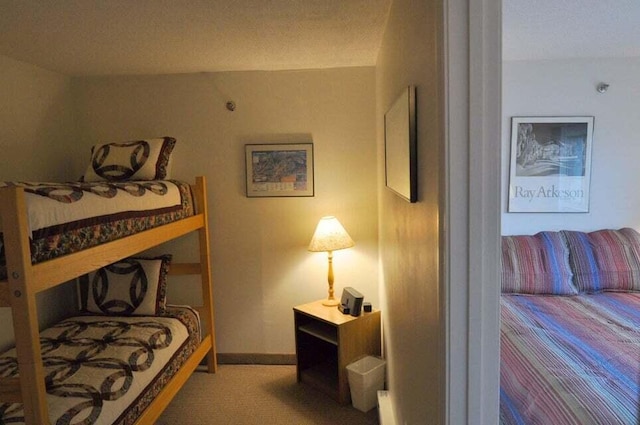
[194,176,217,372]
[0,187,51,425]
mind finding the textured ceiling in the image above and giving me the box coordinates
[503,0,640,61]
[0,0,392,76]
[1,1,638,76]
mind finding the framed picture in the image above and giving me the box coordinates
[245,143,314,197]
[508,116,594,213]
[384,85,417,203]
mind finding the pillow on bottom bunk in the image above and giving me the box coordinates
[83,255,172,315]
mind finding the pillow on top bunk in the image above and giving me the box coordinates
[501,231,577,295]
[562,228,640,293]
[84,255,171,315]
[82,136,176,182]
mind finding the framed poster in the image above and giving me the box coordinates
[245,143,314,197]
[384,85,417,203]
[508,116,594,213]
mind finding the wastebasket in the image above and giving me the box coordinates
[346,356,386,412]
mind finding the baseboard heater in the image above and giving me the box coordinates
[378,390,397,425]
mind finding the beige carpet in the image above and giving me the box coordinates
[157,365,379,425]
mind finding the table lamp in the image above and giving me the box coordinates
[308,216,355,306]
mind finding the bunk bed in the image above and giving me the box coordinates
[0,173,216,424]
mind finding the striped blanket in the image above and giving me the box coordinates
[500,293,640,425]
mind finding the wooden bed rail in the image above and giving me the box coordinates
[31,215,205,294]
[0,182,51,424]
[190,176,217,373]
[0,216,205,297]
[168,262,202,275]
[0,377,22,404]
[0,281,9,307]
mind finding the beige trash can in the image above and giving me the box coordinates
[346,356,386,412]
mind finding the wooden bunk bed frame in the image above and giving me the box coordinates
[0,176,216,425]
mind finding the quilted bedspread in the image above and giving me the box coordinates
[500,293,640,425]
[0,306,200,425]
[0,180,194,280]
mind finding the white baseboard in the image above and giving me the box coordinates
[378,390,397,425]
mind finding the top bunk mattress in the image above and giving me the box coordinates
[0,180,195,281]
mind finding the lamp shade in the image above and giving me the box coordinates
[308,216,355,252]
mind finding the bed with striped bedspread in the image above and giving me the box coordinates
[500,293,640,425]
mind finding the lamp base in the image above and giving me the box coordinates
[322,298,340,307]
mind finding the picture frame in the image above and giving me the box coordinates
[245,143,314,197]
[508,116,594,213]
[384,85,417,203]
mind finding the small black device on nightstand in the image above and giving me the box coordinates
[338,287,364,316]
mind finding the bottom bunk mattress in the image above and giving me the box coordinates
[0,306,200,425]
[500,293,640,425]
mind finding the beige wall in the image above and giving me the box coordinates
[0,56,78,181]
[72,67,379,354]
[0,55,79,351]
[0,59,378,357]
[376,0,444,423]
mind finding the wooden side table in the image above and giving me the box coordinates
[293,300,381,404]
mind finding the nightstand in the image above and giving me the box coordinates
[293,300,381,404]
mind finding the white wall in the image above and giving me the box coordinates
[0,55,79,352]
[72,68,379,355]
[502,57,640,235]
[376,0,444,423]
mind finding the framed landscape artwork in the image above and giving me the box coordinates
[245,143,314,197]
[508,116,594,213]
